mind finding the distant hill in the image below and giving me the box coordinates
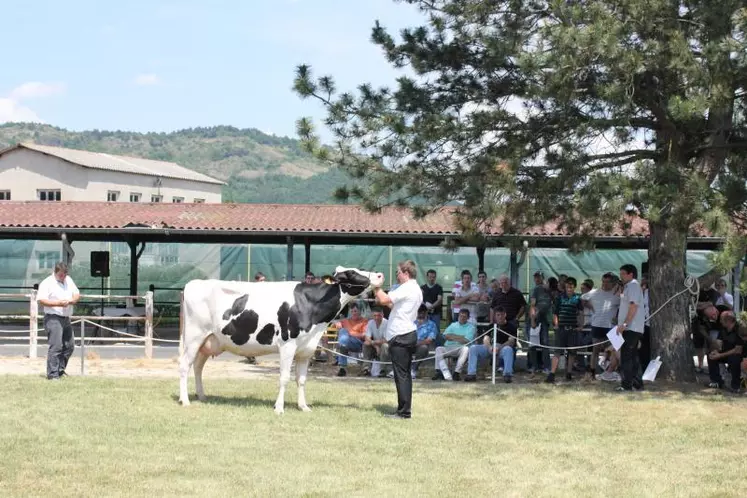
[0,123,350,204]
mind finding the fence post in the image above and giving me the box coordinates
[145,291,154,359]
[491,324,497,385]
[29,290,38,359]
[179,291,185,357]
[80,320,86,376]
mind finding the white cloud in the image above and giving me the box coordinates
[0,81,65,124]
[133,74,160,86]
[0,98,42,123]
[9,81,66,100]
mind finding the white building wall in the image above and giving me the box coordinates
[0,148,222,203]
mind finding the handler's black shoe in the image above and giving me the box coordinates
[337,368,347,377]
[432,371,444,381]
[384,413,410,420]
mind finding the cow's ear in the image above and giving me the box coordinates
[322,275,337,285]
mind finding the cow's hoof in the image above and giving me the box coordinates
[179,398,191,406]
[274,406,285,415]
[298,404,312,412]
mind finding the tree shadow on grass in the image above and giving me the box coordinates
[168,393,367,411]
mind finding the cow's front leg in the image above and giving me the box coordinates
[274,342,297,414]
[296,356,312,412]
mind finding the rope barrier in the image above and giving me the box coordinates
[80,318,180,343]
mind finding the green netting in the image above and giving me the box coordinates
[0,239,717,303]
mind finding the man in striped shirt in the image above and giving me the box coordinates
[546,277,584,383]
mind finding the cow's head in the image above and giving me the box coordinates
[329,266,384,301]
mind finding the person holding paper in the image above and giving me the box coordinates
[615,264,646,391]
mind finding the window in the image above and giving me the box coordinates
[38,189,61,201]
[172,197,184,203]
[130,193,141,202]
[193,198,205,203]
[37,251,60,270]
[151,195,163,203]
[0,191,10,200]
[107,191,120,202]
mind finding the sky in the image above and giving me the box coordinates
[0,0,425,139]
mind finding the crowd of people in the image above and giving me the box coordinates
[327,265,746,393]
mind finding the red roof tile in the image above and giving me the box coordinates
[0,201,714,239]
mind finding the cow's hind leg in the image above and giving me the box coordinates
[274,342,297,415]
[296,355,312,412]
[193,352,209,401]
[178,349,195,406]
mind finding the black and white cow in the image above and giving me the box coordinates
[178,266,383,413]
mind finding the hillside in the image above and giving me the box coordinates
[0,123,350,204]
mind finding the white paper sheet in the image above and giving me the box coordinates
[607,327,624,351]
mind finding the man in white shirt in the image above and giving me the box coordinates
[581,273,620,379]
[373,259,423,419]
[361,307,389,377]
[37,262,80,380]
[616,264,646,391]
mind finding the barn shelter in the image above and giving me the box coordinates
[0,200,724,297]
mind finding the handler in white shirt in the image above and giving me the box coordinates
[373,259,422,419]
[37,262,80,380]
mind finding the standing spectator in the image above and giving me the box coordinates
[639,274,652,369]
[715,279,734,310]
[334,304,369,377]
[545,277,583,383]
[452,270,480,324]
[411,305,438,379]
[475,271,492,326]
[373,260,422,419]
[432,309,475,381]
[615,264,646,391]
[464,306,518,383]
[361,307,389,377]
[529,271,553,373]
[490,274,526,327]
[304,271,315,284]
[707,311,744,392]
[581,273,620,379]
[37,262,80,380]
[421,269,444,340]
[254,272,266,282]
[693,302,721,374]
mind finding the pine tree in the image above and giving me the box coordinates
[294,0,747,381]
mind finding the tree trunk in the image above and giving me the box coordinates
[648,220,696,382]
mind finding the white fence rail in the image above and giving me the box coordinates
[0,291,157,359]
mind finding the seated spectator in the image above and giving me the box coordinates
[432,309,474,381]
[707,311,744,392]
[411,305,438,379]
[693,303,721,373]
[361,307,389,377]
[597,345,621,382]
[464,306,518,383]
[334,304,369,377]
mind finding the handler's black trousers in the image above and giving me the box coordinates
[389,331,417,418]
[45,314,74,379]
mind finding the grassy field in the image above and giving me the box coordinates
[0,374,745,497]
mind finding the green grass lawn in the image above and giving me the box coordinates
[0,374,745,497]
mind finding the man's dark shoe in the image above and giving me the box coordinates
[464,374,477,382]
[432,371,444,381]
[565,373,573,381]
[384,413,410,419]
[452,372,461,381]
[337,368,347,377]
[359,368,370,377]
[504,375,513,384]
[545,373,555,383]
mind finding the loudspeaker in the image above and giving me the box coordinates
[91,251,110,278]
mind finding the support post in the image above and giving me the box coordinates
[29,290,38,359]
[179,291,185,357]
[145,291,154,359]
[286,236,294,281]
[491,323,497,385]
[476,245,486,274]
[733,258,743,315]
[80,320,86,376]
[509,249,519,288]
[129,241,138,300]
[304,238,311,274]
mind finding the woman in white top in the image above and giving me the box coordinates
[373,259,423,419]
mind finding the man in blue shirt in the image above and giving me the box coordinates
[432,309,475,381]
[411,305,437,379]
